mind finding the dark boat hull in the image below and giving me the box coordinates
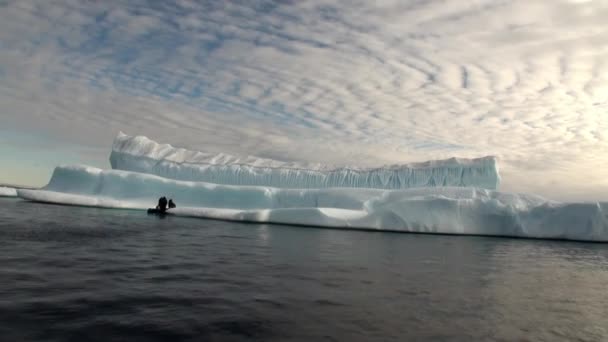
[147,208,170,215]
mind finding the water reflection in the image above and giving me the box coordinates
[1,198,607,341]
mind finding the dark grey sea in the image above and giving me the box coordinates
[0,198,607,341]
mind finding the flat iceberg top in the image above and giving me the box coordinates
[111,132,501,190]
[0,186,17,197]
[17,165,608,242]
[112,132,497,171]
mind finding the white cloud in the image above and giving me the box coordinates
[0,0,607,200]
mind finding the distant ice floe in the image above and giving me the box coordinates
[17,164,608,242]
[0,186,17,197]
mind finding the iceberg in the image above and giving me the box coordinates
[17,165,608,242]
[0,186,17,197]
[110,132,500,190]
[13,132,608,242]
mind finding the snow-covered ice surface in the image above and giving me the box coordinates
[0,187,17,197]
[110,132,500,190]
[17,165,608,242]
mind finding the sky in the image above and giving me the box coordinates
[0,0,607,201]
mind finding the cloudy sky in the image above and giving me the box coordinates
[1,0,607,200]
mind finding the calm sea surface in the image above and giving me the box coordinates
[0,197,607,341]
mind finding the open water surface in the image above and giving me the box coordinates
[0,197,607,341]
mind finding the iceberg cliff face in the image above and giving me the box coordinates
[0,186,18,197]
[110,132,501,190]
[17,165,608,242]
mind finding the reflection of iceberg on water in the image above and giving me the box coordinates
[17,133,608,242]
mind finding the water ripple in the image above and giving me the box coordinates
[1,198,607,341]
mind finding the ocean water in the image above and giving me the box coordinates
[0,198,607,342]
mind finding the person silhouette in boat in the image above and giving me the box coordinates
[168,199,176,209]
[156,196,168,213]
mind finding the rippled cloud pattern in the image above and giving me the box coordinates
[1,0,607,200]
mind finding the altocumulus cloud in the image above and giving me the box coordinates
[0,0,607,200]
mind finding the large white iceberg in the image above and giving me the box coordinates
[17,165,608,242]
[110,132,500,190]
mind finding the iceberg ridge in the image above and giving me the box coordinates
[110,132,501,190]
